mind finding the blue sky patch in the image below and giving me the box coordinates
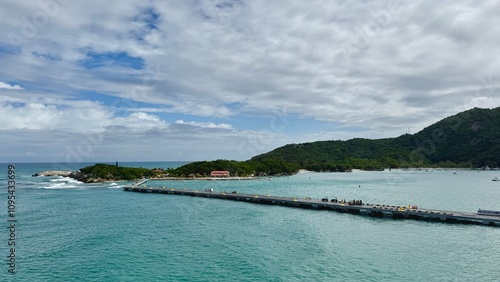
[216,2,234,9]
[81,51,145,70]
[225,102,245,110]
[32,52,61,61]
[130,7,160,41]
[141,7,160,30]
[4,102,25,108]
[75,91,171,117]
[216,0,243,9]
[0,43,20,55]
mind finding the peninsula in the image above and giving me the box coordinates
[155,107,500,176]
[32,170,72,177]
[33,163,156,183]
[33,162,263,183]
[33,107,500,182]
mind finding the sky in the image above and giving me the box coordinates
[1,0,499,163]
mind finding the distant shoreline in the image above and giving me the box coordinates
[150,176,260,181]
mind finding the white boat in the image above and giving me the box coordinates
[493,177,500,182]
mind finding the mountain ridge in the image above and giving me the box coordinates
[250,107,500,171]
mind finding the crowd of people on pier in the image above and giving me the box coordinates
[321,197,363,205]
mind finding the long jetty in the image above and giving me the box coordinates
[123,181,500,227]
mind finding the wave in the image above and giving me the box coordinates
[107,182,125,189]
[49,176,64,182]
[42,183,77,189]
[36,177,126,190]
[42,177,83,189]
[49,177,82,184]
[49,176,79,182]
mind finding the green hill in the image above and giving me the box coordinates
[250,107,500,171]
[412,107,500,167]
[160,107,500,176]
[167,159,299,177]
[71,163,157,182]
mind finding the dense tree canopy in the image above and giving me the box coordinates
[79,163,155,180]
[250,107,500,170]
[167,159,300,177]
[80,107,500,178]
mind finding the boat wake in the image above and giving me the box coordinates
[107,182,124,189]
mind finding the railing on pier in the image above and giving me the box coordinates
[122,185,500,227]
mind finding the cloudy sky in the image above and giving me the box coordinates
[1,0,499,163]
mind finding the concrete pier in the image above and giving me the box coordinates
[131,178,150,186]
[123,183,500,227]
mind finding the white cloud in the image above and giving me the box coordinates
[174,120,233,130]
[0,82,24,90]
[1,0,500,162]
[0,101,112,131]
[112,112,167,131]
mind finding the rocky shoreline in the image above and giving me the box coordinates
[150,176,259,181]
[32,171,73,177]
[32,170,262,183]
[32,170,114,183]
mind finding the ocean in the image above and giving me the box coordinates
[1,162,500,281]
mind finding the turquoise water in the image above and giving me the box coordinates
[1,163,500,281]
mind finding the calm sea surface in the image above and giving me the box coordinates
[1,162,500,281]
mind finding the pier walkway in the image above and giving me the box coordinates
[130,178,150,186]
[123,183,500,227]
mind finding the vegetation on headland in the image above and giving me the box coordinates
[68,159,300,182]
[70,107,500,181]
[71,163,157,183]
[165,107,500,176]
[250,107,500,171]
[166,159,300,177]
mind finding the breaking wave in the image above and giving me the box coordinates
[42,177,83,189]
[107,182,124,189]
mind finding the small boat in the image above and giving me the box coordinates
[493,177,500,182]
[478,209,500,216]
[453,171,457,174]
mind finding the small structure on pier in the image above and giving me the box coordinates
[123,184,500,227]
[210,170,230,177]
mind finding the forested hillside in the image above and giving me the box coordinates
[155,107,500,176]
[167,159,300,177]
[250,107,500,171]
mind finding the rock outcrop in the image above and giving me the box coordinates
[68,171,108,183]
[32,170,73,177]
[32,170,107,183]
